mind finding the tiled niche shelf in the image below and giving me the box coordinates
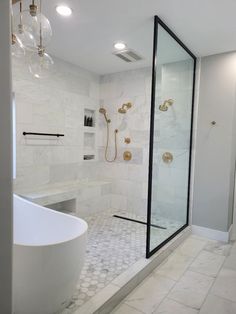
[83,108,96,161]
[84,109,95,128]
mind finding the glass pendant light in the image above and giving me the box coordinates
[29,49,53,78]
[12,33,25,58]
[11,8,25,58]
[28,0,53,78]
[14,0,52,51]
[30,12,52,48]
[14,0,37,51]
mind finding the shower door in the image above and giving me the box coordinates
[146,16,196,258]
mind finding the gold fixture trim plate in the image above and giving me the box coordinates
[123,151,132,161]
[162,152,173,164]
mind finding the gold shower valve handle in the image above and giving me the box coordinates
[124,137,131,144]
[162,152,173,164]
[123,151,132,161]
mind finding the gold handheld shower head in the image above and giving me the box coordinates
[99,107,111,123]
[118,102,132,114]
[159,99,174,112]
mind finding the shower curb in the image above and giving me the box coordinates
[75,227,191,314]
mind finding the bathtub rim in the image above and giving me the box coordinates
[14,194,88,247]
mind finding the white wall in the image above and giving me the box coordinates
[193,52,236,232]
[0,0,13,312]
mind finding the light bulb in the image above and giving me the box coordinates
[14,11,52,50]
[29,50,54,79]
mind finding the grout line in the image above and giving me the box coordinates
[122,302,146,314]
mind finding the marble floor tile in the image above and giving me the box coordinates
[204,241,232,256]
[200,294,236,314]
[168,270,214,310]
[112,303,144,314]
[189,250,225,277]
[154,298,199,314]
[62,208,182,313]
[154,252,193,281]
[224,253,236,271]
[211,268,236,302]
[125,274,175,313]
[176,237,207,258]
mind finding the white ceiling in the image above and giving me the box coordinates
[14,0,236,74]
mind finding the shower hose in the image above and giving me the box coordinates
[105,122,118,162]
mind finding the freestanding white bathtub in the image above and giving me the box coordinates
[13,195,88,314]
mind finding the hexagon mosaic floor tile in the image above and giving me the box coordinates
[62,209,183,313]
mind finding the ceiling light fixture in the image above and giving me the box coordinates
[29,0,54,78]
[114,41,127,51]
[56,5,72,16]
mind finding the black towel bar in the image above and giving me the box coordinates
[23,132,64,137]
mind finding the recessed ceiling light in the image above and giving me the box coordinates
[56,5,72,17]
[114,42,127,50]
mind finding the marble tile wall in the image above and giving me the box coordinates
[97,67,152,217]
[152,60,194,223]
[12,56,101,193]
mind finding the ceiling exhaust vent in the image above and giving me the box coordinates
[113,49,143,63]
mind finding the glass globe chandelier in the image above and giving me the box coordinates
[12,0,53,78]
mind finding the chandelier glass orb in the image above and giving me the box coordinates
[11,33,25,58]
[29,49,54,79]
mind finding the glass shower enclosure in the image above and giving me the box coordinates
[146,16,196,257]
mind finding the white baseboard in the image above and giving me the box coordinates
[191,224,232,242]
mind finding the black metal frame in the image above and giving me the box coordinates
[146,16,196,258]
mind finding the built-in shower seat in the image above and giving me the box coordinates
[16,179,112,214]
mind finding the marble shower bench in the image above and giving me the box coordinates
[15,180,112,216]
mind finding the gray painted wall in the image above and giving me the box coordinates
[193,52,236,232]
[0,0,13,312]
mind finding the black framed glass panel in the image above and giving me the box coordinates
[146,16,196,258]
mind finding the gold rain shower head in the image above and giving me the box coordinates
[159,99,174,112]
[118,102,132,114]
[99,107,111,123]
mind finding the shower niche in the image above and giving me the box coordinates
[84,108,95,128]
[83,108,96,161]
